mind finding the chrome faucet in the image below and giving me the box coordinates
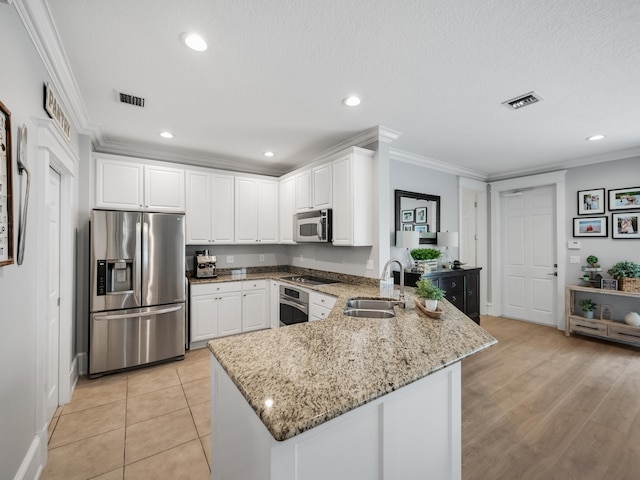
[380,258,405,308]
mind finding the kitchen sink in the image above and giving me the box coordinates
[345,299,398,310]
[343,298,398,319]
[343,308,396,319]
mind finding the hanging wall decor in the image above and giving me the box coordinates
[0,100,14,266]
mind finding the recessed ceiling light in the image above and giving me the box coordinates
[160,131,174,139]
[587,134,605,141]
[263,151,275,157]
[181,32,208,52]
[342,95,361,107]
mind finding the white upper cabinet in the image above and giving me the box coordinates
[95,157,144,210]
[312,162,332,209]
[235,176,279,244]
[185,170,234,245]
[295,169,312,212]
[95,155,184,212]
[332,147,375,246]
[295,163,332,212]
[279,176,296,244]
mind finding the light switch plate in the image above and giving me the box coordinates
[226,256,234,263]
[570,256,581,264]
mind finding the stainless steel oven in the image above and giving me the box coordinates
[279,285,309,326]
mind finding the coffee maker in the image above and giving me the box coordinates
[195,250,217,278]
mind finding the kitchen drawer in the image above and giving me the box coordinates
[310,292,337,310]
[569,317,607,336]
[191,281,241,296]
[310,302,332,321]
[242,279,267,292]
[608,323,640,345]
[440,277,464,294]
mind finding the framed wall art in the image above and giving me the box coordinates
[402,209,414,223]
[414,207,427,223]
[600,304,614,321]
[601,278,618,291]
[0,100,14,266]
[573,217,607,237]
[577,188,605,215]
[612,212,640,239]
[609,187,640,210]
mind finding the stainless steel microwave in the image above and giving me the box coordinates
[294,209,332,243]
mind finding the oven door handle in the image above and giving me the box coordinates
[280,297,309,315]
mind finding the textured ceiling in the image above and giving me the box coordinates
[46,0,640,178]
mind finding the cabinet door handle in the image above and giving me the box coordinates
[451,281,457,288]
[451,295,457,302]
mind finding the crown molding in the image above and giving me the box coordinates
[13,0,93,136]
[389,148,488,181]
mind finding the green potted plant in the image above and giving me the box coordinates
[586,255,599,268]
[607,261,640,293]
[578,298,597,319]
[410,248,442,273]
[415,278,445,311]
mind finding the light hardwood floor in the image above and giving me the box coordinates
[462,315,640,480]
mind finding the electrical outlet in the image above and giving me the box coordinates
[366,259,374,270]
[259,254,265,262]
[300,254,304,263]
[226,256,234,264]
[570,256,581,264]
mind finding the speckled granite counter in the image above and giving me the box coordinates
[207,274,496,442]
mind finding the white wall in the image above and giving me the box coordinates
[0,4,81,478]
[564,156,640,284]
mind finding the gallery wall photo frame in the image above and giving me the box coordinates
[0,100,14,267]
[577,188,605,215]
[611,212,640,239]
[601,278,618,291]
[573,216,607,237]
[600,304,614,321]
[608,186,640,211]
[414,207,427,223]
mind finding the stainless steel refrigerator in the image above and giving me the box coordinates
[90,210,186,377]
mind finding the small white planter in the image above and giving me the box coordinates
[583,310,594,319]
[424,299,439,311]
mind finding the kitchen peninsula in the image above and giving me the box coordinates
[208,278,496,480]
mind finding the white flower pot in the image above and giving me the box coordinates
[424,299,438,311]
[583,310,594,319]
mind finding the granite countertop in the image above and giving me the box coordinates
[207,273,497,442]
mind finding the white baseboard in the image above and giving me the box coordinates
[13,430,46,480]
[77,352,88,377]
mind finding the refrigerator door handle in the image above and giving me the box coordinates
[141,218,149,304]
[93,305,184,321]
[135,219,143,305]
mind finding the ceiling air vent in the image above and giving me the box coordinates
[119,92,145,108]
[502,91,542,110]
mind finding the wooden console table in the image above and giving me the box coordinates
[565,285,640,347]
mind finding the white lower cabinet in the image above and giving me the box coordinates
[190,283,242,346]
[242,280,269,332]
[190,280,271,347]
[309,291,337,321]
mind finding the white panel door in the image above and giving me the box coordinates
[501,186,556,325]
[279,176,296,244]
[257,180,278,243]
[144,164,185,211]
[242,289,269,332]
[95,157,143,209]
[218,292,242,337]
[212,174,235,243]
[46,167,61,421]
[185,170,212,244]
[460,189,477,266]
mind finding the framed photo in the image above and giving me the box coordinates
[612,212,640,239]
[402,209,414,223]
[573,217,607,237]
[609,187,640,210]
[601,278,618,291]
[402,223,413,231]
[414,225,428,234]
[577,188,605,215]
[0,100,14,267]
[414,207,427,223]
[600,304,614,321]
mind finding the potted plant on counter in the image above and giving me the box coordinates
[415,278,445,311]
[607,261,640,293]
[410,248,442,273]
[579,298,597,319]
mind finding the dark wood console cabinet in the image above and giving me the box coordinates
[393,267,482,324]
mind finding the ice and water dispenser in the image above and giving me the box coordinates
[96,259,134,296]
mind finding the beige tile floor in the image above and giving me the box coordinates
[42,348,212,480]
